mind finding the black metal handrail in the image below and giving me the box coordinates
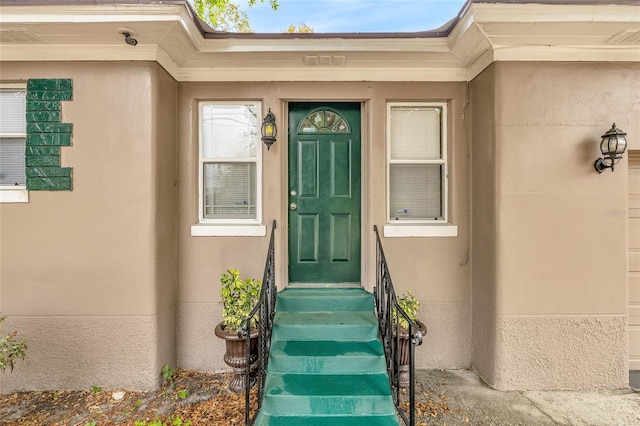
[238,220,277,425]
[374,225,424,426]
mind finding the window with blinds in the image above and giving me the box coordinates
[387,103,447,222]
[199,102,261,222]
[0,87,26,187]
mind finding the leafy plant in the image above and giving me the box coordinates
[92,385,102,393]
[193,0,278,32]
[285,22,314,33]
[0,316,27,372]
[84,422,97,426]
[177,389,190,399]
[123,399,142,415]
[161,364,175,386]
[134,417,191,426]
[394,290,419,330]
[172,417,191,426]
[219,269,261,331]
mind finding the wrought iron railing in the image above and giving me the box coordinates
[374,225,425,426]
[238,220,277,425]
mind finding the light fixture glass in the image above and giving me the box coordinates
[594,123,627,173]
[261,109,277,151]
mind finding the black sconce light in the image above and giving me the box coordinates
[594,123,627,173]
[261,108,277,150]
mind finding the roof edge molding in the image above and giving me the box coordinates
[0,1,638,82]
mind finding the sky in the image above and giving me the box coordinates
[243,0,467,33]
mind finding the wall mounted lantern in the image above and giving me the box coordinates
[594,123,627,173]
[261,109,277,150]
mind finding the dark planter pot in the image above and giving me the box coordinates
[394,319,428,389]
[214,322,259,393]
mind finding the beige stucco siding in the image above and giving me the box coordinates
[0,62,177,391]
[470,63,499,383]
[177,81,471,372]
[3,59,633,392]
[629,152,640,370]
[471,62,639,390]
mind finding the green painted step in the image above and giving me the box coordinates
[271,311,379,341]
[268,340,386,374]
[263,373,392,398]
[277,288,374,312]
[255,288,400,425]
[253,414,399,426]
[258,395,396,417]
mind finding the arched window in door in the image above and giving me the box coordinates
[298,109,351,134]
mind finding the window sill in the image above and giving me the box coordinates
[191,224,266,237]
[0,189,28,203]
[383,223,458,238]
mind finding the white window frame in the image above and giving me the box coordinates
[384,102,457,238]
[0,82,28,203]
[191,101,265,237]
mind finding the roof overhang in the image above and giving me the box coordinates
[0,0,638,82]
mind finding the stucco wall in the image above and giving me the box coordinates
[177,81,471,372]
[0,62,177,391]
[471,62,639,390]
[470,64,499,384]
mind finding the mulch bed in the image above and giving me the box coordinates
[0,370,255,426]
[0,369,461,425]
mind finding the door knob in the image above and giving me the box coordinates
[289,203,297,211]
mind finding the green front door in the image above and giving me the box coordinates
[288,102,361,284]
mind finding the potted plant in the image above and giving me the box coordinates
[214,269,262,393]
[393,290,428,389]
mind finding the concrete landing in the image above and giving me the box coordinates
[415,369,640,426]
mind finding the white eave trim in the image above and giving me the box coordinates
[470,3,640,24]
[465,44,640,81]
[0,45,159,62]
[199,37,451,53]
[491,44,640,62]
[176,67,469,82]
[0,5,188,22]
[156,46,181,81]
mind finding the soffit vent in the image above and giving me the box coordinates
[605,29,640,45]
[0,29,43,43]
[304,55,346,66]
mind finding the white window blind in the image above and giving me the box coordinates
[201,104,258,159]
[389,164,442,220]
[203,163,256,219]
[390,107,441,160]
[0,88,26,187]
[0,89,26,134]
[0,138,26,186]
[199,102,261,222]
[388,103,447,222]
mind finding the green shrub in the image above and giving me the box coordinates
[219,269,261,331]
[161,364,175,386]
[394,290,419,330]
[0,316,27,372]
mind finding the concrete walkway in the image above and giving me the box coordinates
[415,369,640,425]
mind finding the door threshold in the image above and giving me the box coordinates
[287,283,362,289]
